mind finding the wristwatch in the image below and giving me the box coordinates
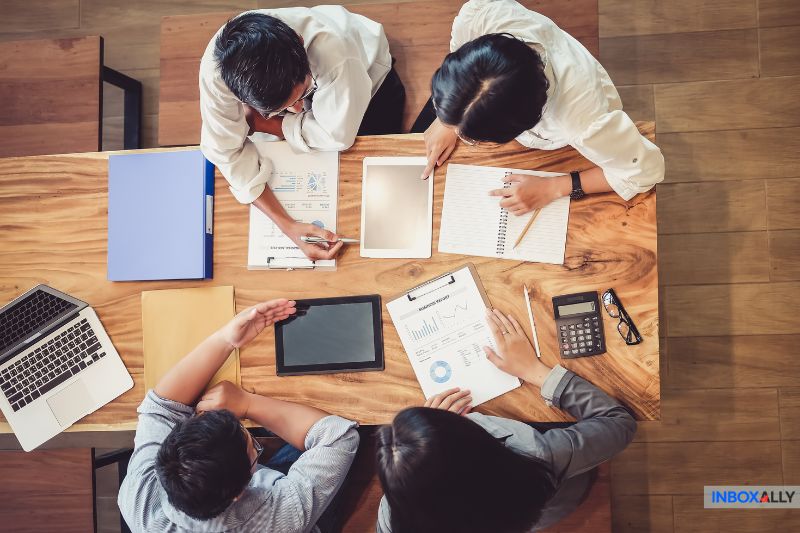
[569,171,585,200]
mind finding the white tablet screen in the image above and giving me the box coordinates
[363,163,431,250]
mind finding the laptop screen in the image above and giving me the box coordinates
[0,289,78,356]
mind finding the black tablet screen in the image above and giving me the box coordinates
[282,302,376,366]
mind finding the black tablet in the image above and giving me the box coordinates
[275,295,384,376]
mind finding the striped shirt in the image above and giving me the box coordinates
[118,391,359,533]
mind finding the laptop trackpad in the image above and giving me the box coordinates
[47,379,94,427]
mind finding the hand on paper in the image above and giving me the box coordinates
[424,387,473,415]
[421,118,458,179]
[484,309,552,388]
[489,174,569,215]
[289,222,344,260]
[219,299,296,349]
[196,380,253,418]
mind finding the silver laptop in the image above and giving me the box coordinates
[0,285,133,451]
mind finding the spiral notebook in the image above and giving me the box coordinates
[438,164,570,264]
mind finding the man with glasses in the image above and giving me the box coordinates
[200,8,405,260]
[118,299,360,532]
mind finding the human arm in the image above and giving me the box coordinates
[488,166,614,215]
[482,307,637,480]
[153,299,296,406]
[251,188,344,261]
[281,58,373,153]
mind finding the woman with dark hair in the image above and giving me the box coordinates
[375,308,637,533]
[416,0,664,215]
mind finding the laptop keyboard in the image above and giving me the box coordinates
[0,318,106,412]
[0,289,78,353]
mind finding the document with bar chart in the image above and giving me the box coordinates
[248,140,338,270]
[387,264,521,405]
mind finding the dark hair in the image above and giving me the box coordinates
[376,408,556,533]
[431,33,549,143]
[155,409,251,520]
[214,13,310,114]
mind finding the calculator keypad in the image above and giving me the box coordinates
[558,316,604,357]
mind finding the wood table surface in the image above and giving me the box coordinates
[0,125,659,432]
[158,0,598,145]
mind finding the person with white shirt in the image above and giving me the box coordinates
[416,0,665,213]
[200,8,404,260]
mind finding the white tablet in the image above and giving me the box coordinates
[360,157,433,258]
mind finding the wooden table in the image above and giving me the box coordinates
[0,126,659,432]
[159,0,598,145]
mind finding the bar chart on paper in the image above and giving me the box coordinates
[387,265,521,405]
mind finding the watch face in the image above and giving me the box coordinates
[570,189,585,200]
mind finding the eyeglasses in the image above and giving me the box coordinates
[264,76,317,118]
[456,131,482,146]
[602,288,642,346]
[247,430,264,469]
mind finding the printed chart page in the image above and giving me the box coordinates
[248,141,338,269]
[387,266,521,405]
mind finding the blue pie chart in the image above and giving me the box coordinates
[429,360,452,384]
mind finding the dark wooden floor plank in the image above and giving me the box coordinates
[599,0,757,37]
[770,229,800,281]
[666,282,800,337]
[660,127,800,183]
[672,494,800,532]
[617,84,655,122]
[760,26,800,77]
[657,181,766,235]
[611,494,673,533]
[759,0,800,28]
[612,441,783,495]
[767,178,800,230]
[659,231,769,285]
[666,335,800,389]
[600,29,758,85]
[655,76,800,133]
[779,388,800,440]
[634,387,780,442]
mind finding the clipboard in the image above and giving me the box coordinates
[386,263,521,406]
[392,263,490,306]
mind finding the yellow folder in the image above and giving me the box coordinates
[141,286,240,392]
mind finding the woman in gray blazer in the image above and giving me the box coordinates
[375,308,637,533]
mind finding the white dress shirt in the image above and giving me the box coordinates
[451,0,664,200]
[200,7,391,204]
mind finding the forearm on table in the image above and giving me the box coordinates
[551,166,614,198]
[246,394,330,450]
[252,186,296,233]
[154,331,233,405]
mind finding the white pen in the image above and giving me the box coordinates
[524,284,542,359]
[300,236,360,244]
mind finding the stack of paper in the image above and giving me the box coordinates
[248,141,339,270]
[141,286,239,391]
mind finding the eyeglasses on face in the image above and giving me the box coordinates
[263,76,317,119]
[601,288,642,346]
[245,427,264,469]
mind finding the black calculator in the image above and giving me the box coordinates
[552,291,606,358]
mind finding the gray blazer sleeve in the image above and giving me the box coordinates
[472,365,637,482]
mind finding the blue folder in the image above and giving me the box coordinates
[107,150,214,281]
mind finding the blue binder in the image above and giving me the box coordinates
[107,150,214,281]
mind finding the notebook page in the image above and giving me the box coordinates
[439,164,570,264]
[503,193,570,264]
[438,164,508,257]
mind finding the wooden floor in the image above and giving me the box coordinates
[1,1,799,532]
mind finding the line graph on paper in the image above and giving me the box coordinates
[436,299,471,328]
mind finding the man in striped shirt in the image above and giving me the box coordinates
[118,299,359,533]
